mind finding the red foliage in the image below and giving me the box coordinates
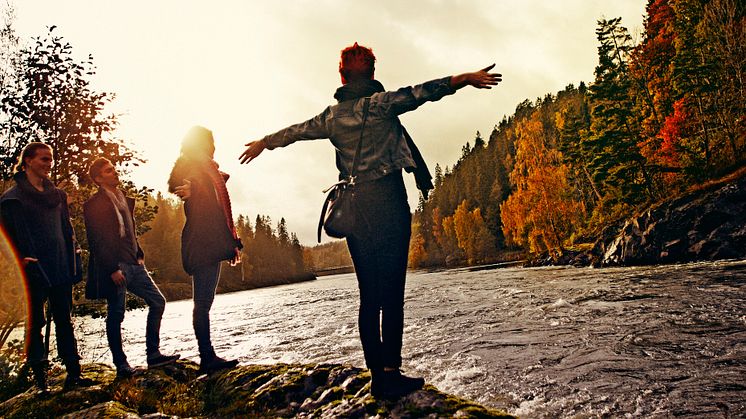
[659,97,691,166]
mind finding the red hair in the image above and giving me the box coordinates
[339,42,376,84]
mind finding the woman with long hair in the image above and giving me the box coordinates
[168,126,242,374]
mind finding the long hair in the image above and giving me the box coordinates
[168,126,214,193]
[180,126,214,160]
[14,142,52,173]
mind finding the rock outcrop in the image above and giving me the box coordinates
[0,361,514,418]
[592,176,746,266]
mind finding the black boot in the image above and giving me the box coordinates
[30,362,48,393]
[198,355,238,375]
[370,369,425,399]
[63,360,95,390]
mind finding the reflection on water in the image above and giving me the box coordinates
[70,260,746,418]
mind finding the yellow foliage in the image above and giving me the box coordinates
[501,113,586,255]
[408,221,427,268]
[452,200,496,264]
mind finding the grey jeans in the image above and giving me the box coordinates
[106,263,166,368]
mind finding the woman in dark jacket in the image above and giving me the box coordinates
[240,43,501,399]
[168,126,242,374]
[0,142,92,391]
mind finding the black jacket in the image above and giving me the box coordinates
[168,158,239,275]
[0,173,81,287]
[83,188,144,299]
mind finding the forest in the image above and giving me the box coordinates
[408,0,744,267]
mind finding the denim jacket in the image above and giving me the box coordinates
[262,77,456,182]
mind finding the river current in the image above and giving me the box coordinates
[71,260,746,418]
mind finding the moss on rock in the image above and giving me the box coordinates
[0,361,515,418]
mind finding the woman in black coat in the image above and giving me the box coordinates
[168,126,242,374]
[0,142,92,391]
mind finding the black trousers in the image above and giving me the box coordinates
[26,281,80,367]
[346,171,411,371]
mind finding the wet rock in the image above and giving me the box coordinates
[594,176,746,267]
[0,361,514,418]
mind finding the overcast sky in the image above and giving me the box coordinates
[12,0,646,245]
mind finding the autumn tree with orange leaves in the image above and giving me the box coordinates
[500,116,585,256]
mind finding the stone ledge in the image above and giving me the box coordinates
[0,361,515,418]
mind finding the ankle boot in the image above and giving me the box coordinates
[63,360,94,390]
[31,363,48,392]
[198,354,238,375]
[64,359,81,378]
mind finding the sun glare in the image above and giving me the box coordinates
[0,227,26,343]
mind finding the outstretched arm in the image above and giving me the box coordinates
[450,64,502,90]
[376,65,502,117]
[240,107,331,165]
[240,139,266,165]
[240,66,501,164]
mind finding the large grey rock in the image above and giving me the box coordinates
[596,177,746,266]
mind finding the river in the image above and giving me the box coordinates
[71,259,746,418]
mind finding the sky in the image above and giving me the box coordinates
[11,0,647,245]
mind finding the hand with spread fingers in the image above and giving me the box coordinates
[240,139,267,164]
[450,64,502,90]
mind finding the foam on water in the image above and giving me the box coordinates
[57,260,746,417]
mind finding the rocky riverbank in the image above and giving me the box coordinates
[0,361,514,418]
[528,173,746,268]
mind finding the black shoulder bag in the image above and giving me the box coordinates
[317,97,371,243]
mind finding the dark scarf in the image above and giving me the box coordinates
[13,171,62,208]
[333,79,435,199]
[334,79,386,102]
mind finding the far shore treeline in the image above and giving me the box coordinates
[1,0,744,298]
[140,194,311,300]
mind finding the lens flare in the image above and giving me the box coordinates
[0,226,26,348]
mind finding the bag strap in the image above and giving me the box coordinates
[317,97,371,243]
[317,189,334,243]
[348,97,371,182]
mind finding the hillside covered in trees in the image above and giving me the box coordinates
[409,0,744,268]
